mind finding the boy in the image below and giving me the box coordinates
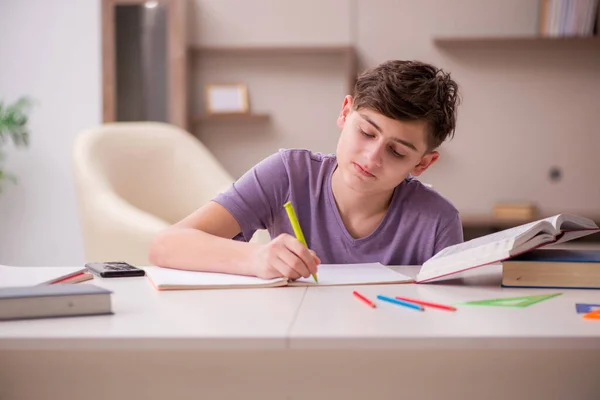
[149,60,463,280]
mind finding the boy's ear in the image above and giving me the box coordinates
[337,95,353,129]
[410,151,439,176]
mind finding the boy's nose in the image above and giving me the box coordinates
[365,143,383,167]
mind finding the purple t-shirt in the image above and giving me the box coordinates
[213,149,463,265]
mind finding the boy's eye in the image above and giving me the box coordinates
[360,129,375,138]
[390,148,405,158]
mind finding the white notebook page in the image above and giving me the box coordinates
[144,263,413,289]
[290,263,413,286]
[144,267,287,288]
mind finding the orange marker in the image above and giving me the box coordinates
[353,291,376,308]
[395,296,457,312]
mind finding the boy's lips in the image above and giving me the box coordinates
[352,162,376,178]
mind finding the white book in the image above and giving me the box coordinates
[416,213,600,283]
[144,263,413,291]
[0,284,112,321]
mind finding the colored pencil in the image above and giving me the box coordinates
[377,295,424,311]
[353,291,376,308]
[583,309,600,320]
[395,296,457,311]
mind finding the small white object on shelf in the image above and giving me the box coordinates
[205,83,249,115]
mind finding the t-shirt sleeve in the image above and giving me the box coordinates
[212,151,289,242]
[434,212,464,254]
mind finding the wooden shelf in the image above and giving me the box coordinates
[191,45,355,57]
[192,113,270,123]
[461,214,538,229]
[434,35,600,48]
[189,44,358,109]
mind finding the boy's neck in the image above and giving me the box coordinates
[330,167,394,221]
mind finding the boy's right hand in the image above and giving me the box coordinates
[251,234,320,280]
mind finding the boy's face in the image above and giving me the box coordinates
[335,95,439,195]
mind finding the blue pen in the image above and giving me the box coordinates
[377,295,424,311]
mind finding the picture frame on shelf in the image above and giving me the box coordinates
[205,83,249,115]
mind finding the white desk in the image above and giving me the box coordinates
[292,265,600,349]
[0,275,305,350]
[1,265,600,400]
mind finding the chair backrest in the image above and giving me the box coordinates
[72,122,241,264]
[76,122,235,224]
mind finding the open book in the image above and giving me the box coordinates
[416,213,600,283]
[144,262,414,290]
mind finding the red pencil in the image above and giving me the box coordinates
[395,296,456,311]
[51,271,87,284]
[353,291,376,308]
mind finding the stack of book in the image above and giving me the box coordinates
[538,0,599,37]
[416,213,600,283]
[502,249,600,289]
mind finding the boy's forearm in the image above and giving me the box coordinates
[148,228,257,276]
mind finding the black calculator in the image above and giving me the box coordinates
[85,261,146,278]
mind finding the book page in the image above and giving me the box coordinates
[288,263,413,286]
[0,265,86,287]
[553,214,599,231]
[429,220,546,261]
[544,229,600,246]
[144,267,287,290]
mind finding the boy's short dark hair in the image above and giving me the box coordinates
[352,60,460,151]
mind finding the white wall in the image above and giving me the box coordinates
[190,0,351,46]
[0,0,100,266]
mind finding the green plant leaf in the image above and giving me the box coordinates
[0,96,34,194]
[0,96,33,148]
[0,168,18,194]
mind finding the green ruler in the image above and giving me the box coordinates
[459,293,562,308]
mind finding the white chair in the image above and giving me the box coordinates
[72,121,269,266]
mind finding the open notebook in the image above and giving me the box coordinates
[144,263,414,290]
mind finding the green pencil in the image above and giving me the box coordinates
[283,201,318,283]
